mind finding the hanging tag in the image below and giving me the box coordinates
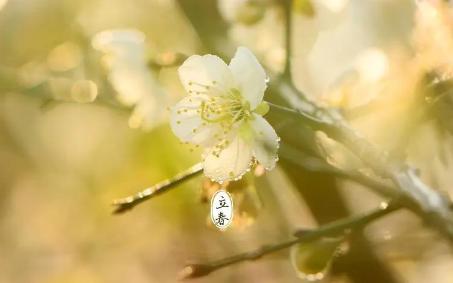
[210,190,233,230]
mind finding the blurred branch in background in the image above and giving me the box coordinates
[279,143,395,198]
[268,86,453,243]
[176,0,233,57]
[282,0,292,79]
[179,200,401,280]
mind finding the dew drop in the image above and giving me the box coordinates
[379,202,389,209]
[305,272,325,282]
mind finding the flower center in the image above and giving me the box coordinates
[186,80,253,126]
[179,80,265,160]
[200,88,252,124]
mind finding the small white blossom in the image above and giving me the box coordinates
[170,47,280,183]
[92,29,167,129]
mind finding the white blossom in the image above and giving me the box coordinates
[92,29,167,129]
[170,47,279,183]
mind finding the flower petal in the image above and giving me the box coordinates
[170,96,220,146]
[229,47,267,109]
[178,54,234,95]
[203,135,253,182]
[251,115,279,170]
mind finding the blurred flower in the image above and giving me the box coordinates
[228,8,286,73]
[170,47,279,183]
[323,47,391,109]
[414,0,453,74]
[218,0,266,25]
[92,29,168,129]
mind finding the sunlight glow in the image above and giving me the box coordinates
[320,0,349,13]
[355,48,389,83]
[0,0,7,11]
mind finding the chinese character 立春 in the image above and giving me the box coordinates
[215,211,229,226]
[216,195,229,209]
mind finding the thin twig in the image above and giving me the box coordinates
[112,163,203,214]
[283,0,293,79]
[179,201,401,280]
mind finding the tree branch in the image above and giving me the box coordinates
[179,200,401,280]
[283,0,293,79]
[268,82,453,242]
[279,143,396,199]
[112,163,203,214]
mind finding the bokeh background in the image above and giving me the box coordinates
[1,0,453,282]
